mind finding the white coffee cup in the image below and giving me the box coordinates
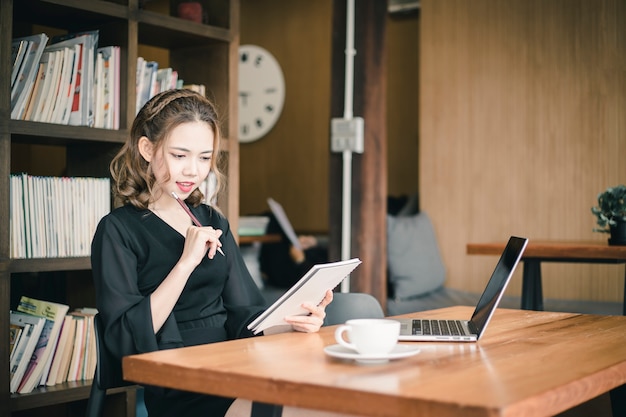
[334,319,401,355]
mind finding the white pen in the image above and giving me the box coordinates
[171,192,225,256]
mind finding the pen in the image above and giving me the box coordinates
[171,192,225,256]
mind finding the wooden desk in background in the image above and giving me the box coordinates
[123,306,626,417]
[467,240,626,314]
[239,233,282,245]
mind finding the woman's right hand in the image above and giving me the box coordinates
[180,225,224,266]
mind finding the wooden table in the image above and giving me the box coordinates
[239,233,282,245]
[467,240,626,314]
[123,306,626,417]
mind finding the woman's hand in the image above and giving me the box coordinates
[284,289,334,333]
[180,225,224,267]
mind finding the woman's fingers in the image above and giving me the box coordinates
[202,226,223,259]
[184,225,223,260]
[285,290,334,333]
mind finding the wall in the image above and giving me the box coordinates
[239,0,333,232]
[387,13,419,197]
[239,0,419,232]
[420,0,626,301]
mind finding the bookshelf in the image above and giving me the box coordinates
[0,0,240,415]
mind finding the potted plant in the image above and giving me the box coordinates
[591,184,626,245]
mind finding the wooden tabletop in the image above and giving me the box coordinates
[123,306,626,417]
[467,240,626,260]
[239,233,282,245]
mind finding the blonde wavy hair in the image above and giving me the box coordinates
[110,89,225,210]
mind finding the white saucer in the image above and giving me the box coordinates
[324,344,421,364]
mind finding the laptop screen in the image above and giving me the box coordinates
[469,236,528,337]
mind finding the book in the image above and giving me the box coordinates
[10,40,34,102]
[42,314,66,385]
[11,33,49,120]
[247,258,362,334]
[66,313,86,382]
[267,197,301,249]
[9,311,46,393]
[47,36,86,125]
[11,39,29,89]
[16,297,70,393]
[9,324,24,361]
[29,51,56,122]
[45,314,72,385]
[54,315,78,385]
[39,49,64,123]
[50,30,99,126]
[68,310,97,381]
[16,315,54,393]
[61,45,81,124]
[156,67,173,94]
[93,51,104,128]
[95,46,117,129]
[135,56,146,113]
[9,323,32,387]
[9,174,111,258]
[22,60,46,121]
[48,46,74,124]
[113,46,121,129]
[137,60,158,111]
[81,313,97,380]
[183,83,206,96]
[238,216,270,236]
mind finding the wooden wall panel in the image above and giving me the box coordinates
[239,0,333,232]
[420,0,626,301]
[239,1,419,233]
[386,15,419,197]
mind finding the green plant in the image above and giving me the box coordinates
[591,184,626,233]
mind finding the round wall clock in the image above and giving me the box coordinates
[238,44,285,143]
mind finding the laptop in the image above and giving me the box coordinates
[397,236,528,342]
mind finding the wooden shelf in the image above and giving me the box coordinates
[10,379,137,411]
[0,1,240,415]
[10,120,127,145]
[9,257,92,273]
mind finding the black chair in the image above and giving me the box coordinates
[324,292,385,326]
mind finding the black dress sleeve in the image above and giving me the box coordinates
[91,212,184,360]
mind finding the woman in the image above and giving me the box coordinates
[91,89,334,417]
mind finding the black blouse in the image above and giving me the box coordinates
[91,203,267,360]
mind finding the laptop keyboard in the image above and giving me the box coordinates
[412,320,468,336]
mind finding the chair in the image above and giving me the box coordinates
[324,292,385,326]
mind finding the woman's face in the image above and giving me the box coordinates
[150,121,214,199]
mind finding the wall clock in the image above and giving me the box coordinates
[238,44,285,143]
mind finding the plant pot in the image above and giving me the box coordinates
[608,220,626,246]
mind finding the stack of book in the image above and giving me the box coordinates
[10,31,120,130]
[10,296,98,394]
[9,174,111,259]
[135,56,206,114]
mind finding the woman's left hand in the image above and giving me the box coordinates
[284,289,334,333]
